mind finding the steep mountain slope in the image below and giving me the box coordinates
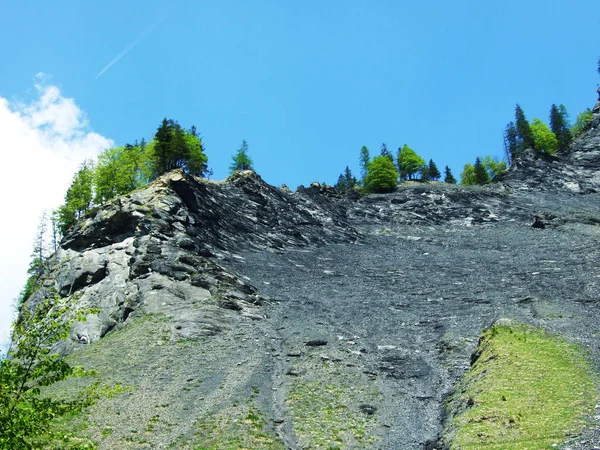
[24,98,600,449]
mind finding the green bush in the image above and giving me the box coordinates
[571,110,593,137]
[364,156,398,193]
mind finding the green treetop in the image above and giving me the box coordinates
[397,144,425,180]
[549,104,571,152]
[364,156,399,193]
[380,143,394,163]
[515,104,535,153]
[530,118,559,154]
[427,159,441,181]
[57,160,94,233]
[152,119,208,178]
[444,165,457,184]
[359,146,370,182]
[460,163,476,185]
[474,157,491,184]
[334,166,357,192]
[503,121,518,165]
[481,156,506,179]
[229,140,254,173]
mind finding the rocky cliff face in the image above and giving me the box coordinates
[26,99,600,449]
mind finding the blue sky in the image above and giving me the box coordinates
[0,1,599,348]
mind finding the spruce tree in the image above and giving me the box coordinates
[503,121,518,164]
[380,143,394,163]
[229,140,253,173]
[154,118,174,175]
[474,157,490,184]
[359,146,370,183]
[549,104,572,152]
[444,165,457,184]
[344,166,356,189]
[515,104,535,152]
[427,159,441,181]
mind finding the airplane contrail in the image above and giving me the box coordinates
[96,20,162,78]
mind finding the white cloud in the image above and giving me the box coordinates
[0,75,113,351]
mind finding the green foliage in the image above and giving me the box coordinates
[447,324,596,449]
[364,156,398,193]
[57,161,94,233]
[427,159,441,181]
[460,163,476,185]
[152,119,208,178]
[549,104,572,152]
[571,109,593,137]
[515,104,535,152]
[229,140,254,173]
[473,157,490,184]
[530,118,559,154]
[93,142,151,204]
[379,143,393,163]
[334,166,357,192]
[0,294,98,449]
[461,156,503,185]
[503,121,518,165]
[397,144,425,180]
[444,165,457,184]
[481,156,506,179]
[358,146,370,182]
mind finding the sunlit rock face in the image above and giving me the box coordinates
[23,99,600,449]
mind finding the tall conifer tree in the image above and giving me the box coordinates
[549,104,572,152]
[515,104,535,152]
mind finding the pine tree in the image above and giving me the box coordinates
[444,165,457,184]
[154,118,174,176]
[427,159,441,181]
[503,121,518,165]
[152,119,206,177]
[380,143,393,163]
[474,157,490,184]
[334,166,357,192]
[515,104,535,152]
[359,146,370,183]
[229,140,253,173]
[549,104,572,152]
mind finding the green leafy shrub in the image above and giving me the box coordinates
[0,294,98,449]
[571,109,593,137]
[364,156,398,192]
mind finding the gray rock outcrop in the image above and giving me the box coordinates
[20,97,600,449]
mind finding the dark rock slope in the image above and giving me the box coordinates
[28,99,600,449]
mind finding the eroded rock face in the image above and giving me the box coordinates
[23,98,600,449]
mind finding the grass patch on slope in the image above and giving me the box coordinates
[447,323,596,449]
[287,369,380,449]
[190,403,285,450]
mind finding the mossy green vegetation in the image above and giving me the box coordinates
[287,368,380,449]
[191,403,285,450]
[446,323,597,449]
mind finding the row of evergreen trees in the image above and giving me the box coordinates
[335,144,457,193]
